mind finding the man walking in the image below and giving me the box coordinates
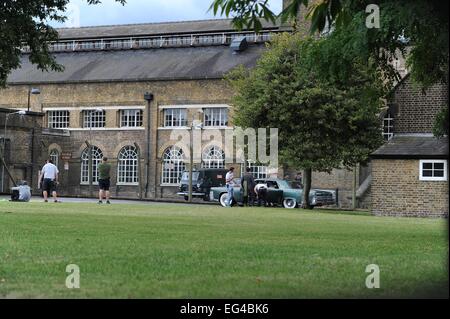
[39,158,59,203]
[98,156,111,204]
[225,167,235,207]
[241,167,255,206]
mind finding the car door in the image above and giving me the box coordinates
[266,181,283,204]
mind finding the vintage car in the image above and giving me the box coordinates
[177,168,228,201]
[209,178,336,209]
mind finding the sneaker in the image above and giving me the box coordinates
[106,200,111,204]
[98,200,103,204]
[44,200,48,203]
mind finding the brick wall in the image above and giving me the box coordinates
[372,159,449,217]
[390,76,448,134]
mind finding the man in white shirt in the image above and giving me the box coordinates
[225,167,235,207]
[254,183,268,207]
[39,158,59,202]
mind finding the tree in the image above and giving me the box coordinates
[227,33,384,208]
[0,0,126,87]
[212,0,449,138]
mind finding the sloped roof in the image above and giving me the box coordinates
[56,19,281,40]
[371,135,449,159]
[7,44,266,84]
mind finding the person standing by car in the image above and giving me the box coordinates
[254,182,268,207]
[225,167,235,207]
[241,167,255,206]
[39,158,59,203]
[98,157,112,204]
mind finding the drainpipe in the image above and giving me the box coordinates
[143,92,153,198]
[134,142,142,200]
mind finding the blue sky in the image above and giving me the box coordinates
[52,0,283,28]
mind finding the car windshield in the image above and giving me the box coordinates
[278,180,302,189]
[181,172,200,181]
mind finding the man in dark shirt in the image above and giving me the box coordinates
[98,157,111,204]
[241,167,256,206]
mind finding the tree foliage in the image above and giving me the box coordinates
[211,0,449,90]
[0,0,126,87]
[227,33,384,207]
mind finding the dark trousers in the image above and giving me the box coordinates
[257,189,267,206]
[242,191,255,206]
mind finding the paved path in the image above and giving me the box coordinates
[0,195,214,206]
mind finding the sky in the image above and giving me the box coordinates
[52,0,284,28]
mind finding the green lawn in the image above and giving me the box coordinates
[0,201,447,298]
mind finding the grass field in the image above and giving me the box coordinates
[0,201,448,298]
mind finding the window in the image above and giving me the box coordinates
[162,146,185,185]
[121,109,143,127]
[383,111,394,141]
[47,110,70,129]
[80,146,103,184]
[49,149,59,167]
[164,108,187,127]
[117,146,139,184]
[83,109,105,128]
[247,161,268,179]
[419,160,447,181]
[204,108,228,127]
[202,146,225,168]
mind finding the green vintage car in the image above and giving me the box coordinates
[210,178,336,209]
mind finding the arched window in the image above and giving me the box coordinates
[117,145,139,185]
[382,111,394,141]
[162,146,185,185]
[80,146,103,184]
[202,146,225,168]
[49,149,59,168]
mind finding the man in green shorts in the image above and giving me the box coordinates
[98,156,112,204]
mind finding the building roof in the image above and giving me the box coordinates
[7,44,266,84]
[56,19,281,40]
[371,135,449,159]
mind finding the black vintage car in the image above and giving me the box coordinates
[177,168,228,201]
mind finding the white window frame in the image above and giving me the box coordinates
[83,109,106,128]
[419,160,447,181]
[164,108,187,127]
[161,146,185,185]
[117,145,139,185]
[382,111,394,141]
[121,109,143,128]
[246,161,268,179]
[80,146,103,185]
[203,107,228,127]
[201,146,225,168]
[49,149,59,168]
[47,110,70,129]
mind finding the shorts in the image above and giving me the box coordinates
[99,178,110,191]
[42,178,56,193]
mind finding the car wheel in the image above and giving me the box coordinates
[220,193,232,207]
[184,196,188,201]
[283,198,297,209]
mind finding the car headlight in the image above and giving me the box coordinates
[210,190,214,199]
[311,197,317,204]
[196,183,201,188]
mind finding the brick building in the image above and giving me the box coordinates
[371,75,448,217]
[0,19,286,199]
[0,8,447,216]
